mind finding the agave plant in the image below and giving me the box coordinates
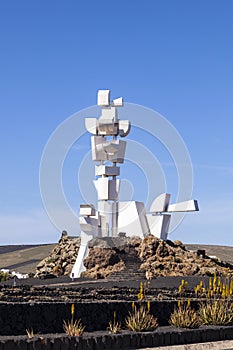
[199,299,233,326]
[63,318,85,336]
[169,303,201,329]
[108,311,121,334]
[125,304,158,332]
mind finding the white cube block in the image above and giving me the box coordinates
[80,204,96,216]
[97,90,110,106]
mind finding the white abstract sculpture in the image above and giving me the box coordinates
[71,90,199,278]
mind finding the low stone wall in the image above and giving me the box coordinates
[1,326,233,349]
[0,301,172,335]
[0,300,196,336]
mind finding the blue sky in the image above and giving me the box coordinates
[0,0,233,245]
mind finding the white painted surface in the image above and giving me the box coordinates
[79,216,99,236]
[85,118,97,134]
[118,201,149,238]
[97,90,110,106]
[80,204,95,217]
[150,193,171,212]
[147,213,170,240]
[98,201,111,237]
[168,199,199,212]
[71,89,199,278]
[70,231,93,278]
[119,120,131,137]
[112,97,123,107]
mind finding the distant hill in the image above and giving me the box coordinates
[186,244,233,265]
[0,242,233,275]
[0,244,56,274]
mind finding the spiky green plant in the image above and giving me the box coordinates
[169,303,201,329]
[199,299,233,325]
[125,304,158,332]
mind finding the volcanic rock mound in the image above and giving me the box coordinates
[82,235,233,279]
[81,236,141,279]
[35,231,80,278]
[35,234,233,279]
[139,235,233,277]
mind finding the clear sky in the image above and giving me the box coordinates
[0,0,233,245]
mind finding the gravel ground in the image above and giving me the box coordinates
[0,275,214,302]
[1,275,211,288]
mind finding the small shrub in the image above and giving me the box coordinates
[63,318,85,336]
[108,311,121,334]
[125,304,158,332]
[169,303,201,329]
[0,272,8,282]
[26,328,34,339]
[108,319,121,334]
[199,299,233,325]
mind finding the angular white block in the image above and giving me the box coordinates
[98,123,118,135]
[118,201,149,238]
[94,178,109,200]
[112,97,123,107]
[98,200,112,216]
[94,178,120,200]
[79,216,99,235]
[100,107,118,121]
[98,107,118,135]
[109,179,120,200]
[106,140,126,163]
[91,136,107,161]
[70,231,93,278]
[112,201,118,237]
[150,193,171,213]
[146,213,171,240]
[85,118,98,135]
[80,204,96,217]
[98,201,112,237]
[168,200,199,212]
[95,165,120,176]
[97,90,110,106]
[119,120,131,137]
[102,142,120,155]
[92,138,127,163]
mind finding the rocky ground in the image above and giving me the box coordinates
[35,233,233,279]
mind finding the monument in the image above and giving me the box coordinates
[71,90,199,278]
